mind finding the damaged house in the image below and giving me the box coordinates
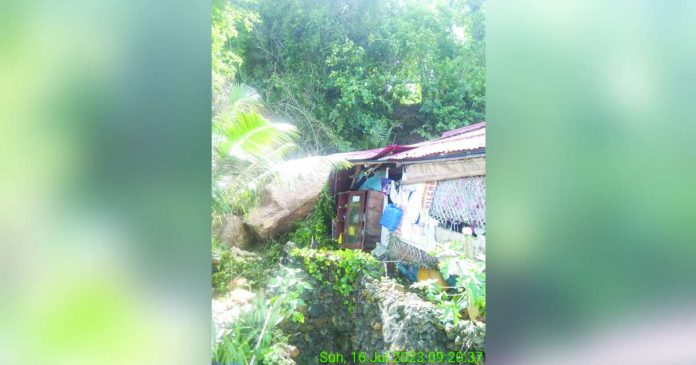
[329,122,486,275]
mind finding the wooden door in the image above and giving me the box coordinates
[342,191,366,249]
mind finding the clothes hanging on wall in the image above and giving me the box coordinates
[394,183,425,241]
[380,178,393,196]
[388,180,398,204]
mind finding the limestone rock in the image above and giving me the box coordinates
[245,156,335,239]
[213,214,254,249]
[212,289,255,342]
[285,344,299,358]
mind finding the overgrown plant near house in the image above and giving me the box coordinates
[411,240,486,351]
[436,240,486,321]
[288,188,340,249]
[289,248,383,309]
[213,267,312,365]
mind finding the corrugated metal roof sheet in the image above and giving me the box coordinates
[330,122,485,163]
[332,145,414,162]
[440,122,485,138]
[380,131,485,161]
[380,124,485,162]
[331,147,384,161]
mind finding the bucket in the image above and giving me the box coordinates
[380,204,403,232]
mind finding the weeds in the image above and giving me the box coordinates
[213,269,311,365]
[212,295,291,365]
[212,239,285,295]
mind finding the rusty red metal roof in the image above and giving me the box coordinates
[332,144,414,162]
[380,133,484,162]
[331,122,485,163]
[380,123,485,162]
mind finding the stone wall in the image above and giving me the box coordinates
[280,252,484,364]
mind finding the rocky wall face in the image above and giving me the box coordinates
[281,267,478,364]
[358,277,450,354]
[278,271,358,364]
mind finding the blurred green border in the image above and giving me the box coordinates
[1,1,212,363]
[488,0,696,360]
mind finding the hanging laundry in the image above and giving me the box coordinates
[380,178,393,196]
[388,180,398,204]
[404,183,425,225]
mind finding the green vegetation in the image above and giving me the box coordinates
[211,1,487,362]
[268,267,313,324]
[212,239,285,295]
[214,268,312,365]
[214,0,485,153]
[289,248,383,299]
[413,241,486,323]
[288,188,339,250]
[212,83,299,216]
[212,0,260,102]
[213,295,296,365]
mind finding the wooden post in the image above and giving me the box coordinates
[349,165,363,190]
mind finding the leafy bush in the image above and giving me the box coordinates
[288,187,340,250]
[289,248,383,299]
[268,267,313,324]
[213,267,311,364]
[434,241,486,321]
[412,241,486,324]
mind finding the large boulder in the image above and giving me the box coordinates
[244,156,335,240]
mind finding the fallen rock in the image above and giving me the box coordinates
[245,156,335,239]
[213,214,255,249]
[212,288,256,342]
[227,287,255,304]
[285,344,299,358]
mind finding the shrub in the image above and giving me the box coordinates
[412,240,486,328]
[288,187,340,250]
[289,248,383,298]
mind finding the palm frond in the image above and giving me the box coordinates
[212,83,300,215]
[215,111,298,162]
[214,83,260,117]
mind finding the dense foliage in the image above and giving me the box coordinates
[413,240,486,323]
[214,0,485,153]
[212,0,260,104]
[212,83,298,216]
[288,187,339,249]
[211,1,487,361]
[289,248,383,299]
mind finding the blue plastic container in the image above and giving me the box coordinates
[380,204,403,232]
